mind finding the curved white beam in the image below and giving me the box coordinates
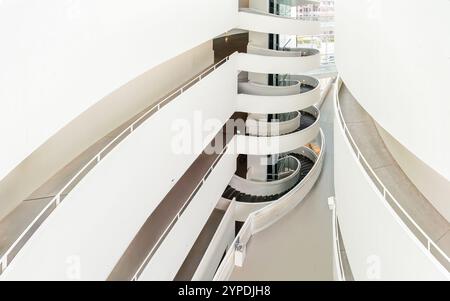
[246,112,301,136]
[238,9,320,36]
[237,52,320,75]
[237,85,320,114]
[230,156,301,196]
[235,108,320,155]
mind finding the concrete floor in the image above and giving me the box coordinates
[339,85,450,268]
[230,80,337,281]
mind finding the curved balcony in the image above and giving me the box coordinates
[249,45,320,58]
[245,111,301,137]
[237,45,320,74]
[237,76,320,114]
[239,80,302,96]
[235,106,320,155]
[229,155,302,197]
[238,8,320,36]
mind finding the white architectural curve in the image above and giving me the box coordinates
[246,112,301,136]
[238,80,302,96]
[237,49,321,74]
[235,107,320,156]
[230,156,301,197]
[238,8,321,36]
[237,78,320,114]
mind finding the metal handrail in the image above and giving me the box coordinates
[334,79,450,270]
[131,144,230,281]
[0,55,231,276]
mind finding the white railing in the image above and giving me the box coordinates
[329,197,345,281]
[334,78,450,271]
[0,55,232,276]
[131,144,231,281]
[214,130,325,280]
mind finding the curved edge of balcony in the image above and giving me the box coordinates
[238,8,321,36]
[234,107,320,156]
[237,51,321,75]
[237,79,321,114]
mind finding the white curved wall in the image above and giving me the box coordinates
[0,0,238,184]
[237,87,320,113]
[238,9,320,36]
[246,113,301,136]
[334,115,448,280]
[237,52,320,74]
[235,119,319,156]
[335,0,450,181]
[0,58,237,281]
[238,81,301,96]
[214,141,324,280]
[230,161,301,197]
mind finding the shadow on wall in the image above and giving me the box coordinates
[214,33,249,63]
